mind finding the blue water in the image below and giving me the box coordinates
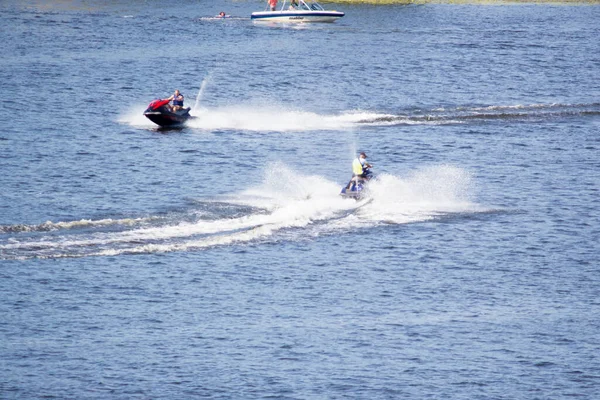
[1,0,600,398]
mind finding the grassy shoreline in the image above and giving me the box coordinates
[326,0,600,4]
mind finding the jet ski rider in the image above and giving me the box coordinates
[346,152,372,190]
[354,152,372,178]
[167,90,184,112]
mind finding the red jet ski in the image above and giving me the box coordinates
[143,99,194,127]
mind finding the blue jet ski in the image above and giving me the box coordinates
[340,170,373,199]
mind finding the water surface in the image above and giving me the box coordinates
[1,1,599,398]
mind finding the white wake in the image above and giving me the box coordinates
[0,163,481,259]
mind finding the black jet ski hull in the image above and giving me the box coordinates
[143,99,193,127]
[144,108,192,127]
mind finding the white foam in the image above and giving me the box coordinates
[1,163,482,259]
[117,103,156,127]
[360,165,477,224]
[94,164,479,256]
[186,105,365,132]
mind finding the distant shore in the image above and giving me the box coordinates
[328,0,600,4]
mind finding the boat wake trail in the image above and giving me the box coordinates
[119,102,600,132]
[355,102,600,127]
[186,105,366,132]
[0,163,482,260]
[0,216,156,234]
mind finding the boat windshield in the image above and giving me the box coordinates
[303,1,325,11]
[275,0,325,11]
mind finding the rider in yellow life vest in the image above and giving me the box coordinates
[353,152,372,178]
[346,152,372,190]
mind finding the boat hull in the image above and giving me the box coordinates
[144,110,192,127]
[143,103,193,127]
[251,10,344,23]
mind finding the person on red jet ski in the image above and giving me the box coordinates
[167,89,185,112]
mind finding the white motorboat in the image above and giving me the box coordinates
[251,0,344,23]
